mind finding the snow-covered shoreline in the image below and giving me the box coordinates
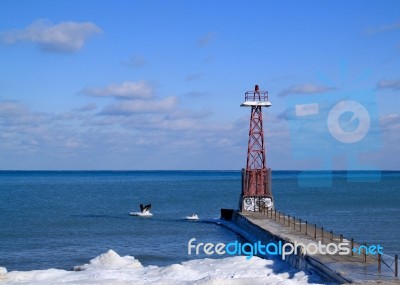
[0,250,324,284]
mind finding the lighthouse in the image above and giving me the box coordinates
[240,85,273,212]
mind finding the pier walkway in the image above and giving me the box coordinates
[226,210,399,284]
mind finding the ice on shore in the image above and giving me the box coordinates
[0,249,324,284]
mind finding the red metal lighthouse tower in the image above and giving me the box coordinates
[240,85,273,212]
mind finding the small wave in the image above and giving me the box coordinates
[70,214,127,220]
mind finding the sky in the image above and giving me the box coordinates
[0,0,399,170]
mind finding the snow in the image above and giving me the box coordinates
[0,249,325,284]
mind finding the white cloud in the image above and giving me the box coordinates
[100,96,178,115]
[0,101,50,127]
[0,101,28,116]
[165,109,212,120]
[365,21,400,35]
[1,19,101,53]
[157,117,198,131]
[295,103,319,116]
[377,78,400,90]
[83,81,154,99]
[380,113,400,132]
[279,83,335,97]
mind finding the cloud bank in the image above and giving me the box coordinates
[83,81,154,99]
[0,97,242,169]
[1,19,101,53]
[279,83,335,97]
[377,78,400,90]
[100,96,178,115]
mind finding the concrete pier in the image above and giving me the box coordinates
[220,210,399,284]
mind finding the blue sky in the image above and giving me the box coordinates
[0,0,399,170]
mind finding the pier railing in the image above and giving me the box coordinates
[259,207,398,278]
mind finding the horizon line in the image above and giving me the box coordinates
[0,169,397,172]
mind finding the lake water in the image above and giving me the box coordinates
[0,170,398,272]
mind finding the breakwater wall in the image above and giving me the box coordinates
[226,211,350,283]
[219,210,399,284]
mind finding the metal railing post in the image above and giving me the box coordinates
[299,218,302,232]
[378,253,381,273]
[363,243,367,263]
[351,238,354,256]
[305,221,307,235]
[288,215,290,227]
[395,254,398,277]
[314,224,317,239]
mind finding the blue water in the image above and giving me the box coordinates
[0,171,399,271]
